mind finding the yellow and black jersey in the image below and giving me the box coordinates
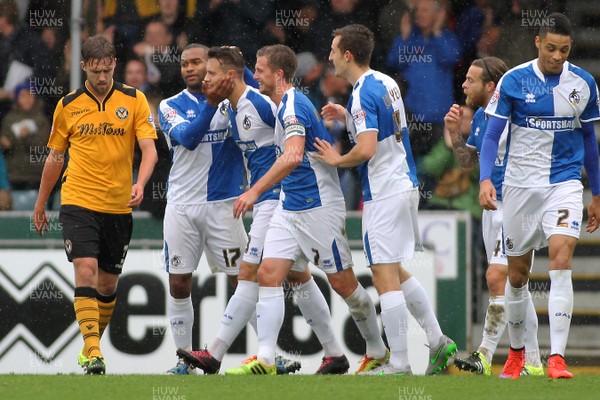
[48,81,157,214]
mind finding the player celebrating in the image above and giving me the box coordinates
[314,24,455,375]
[446,57,543,376]
[33,35,158,374]
[176,46,347,374]
[479,13,600,379]
[158,44,248,375]
[226,44,389,375]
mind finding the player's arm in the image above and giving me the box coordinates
[233,134,305,219]
[314,131,376,168]
[581,121,600,232]
[33,148,65,236]
[478,115,506,211]
[444,104,477,169]
[129,138,158,208]
[167,78,233,150]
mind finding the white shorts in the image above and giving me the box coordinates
[262,204,353,274]
[163,201,248,275]
[502,181,583,256]
[481,202,508,266]
[362,189,420,266]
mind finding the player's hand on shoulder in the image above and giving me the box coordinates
[444,104,462,137]
[321,102,346,123]
[478,179,497,211]
[203,76,234,107]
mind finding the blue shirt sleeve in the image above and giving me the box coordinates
[582,121,600,195]
[244,66,259,89]
[169,102,218,150]
[479,116,507,182]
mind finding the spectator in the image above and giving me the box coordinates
[133,20,182,98]
[157,0,191,49]
[124,58,152,95]
[386,0,462,160]
[0,0,53,119]
[0,81,50,191]
[0,149,10,210]
[103,0,160,52]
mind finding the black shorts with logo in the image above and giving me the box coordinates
[59,205,133,275]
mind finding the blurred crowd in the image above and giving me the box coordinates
[0,0,572,217]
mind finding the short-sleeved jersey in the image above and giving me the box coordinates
[159,90,245,204]
[485,60,600,187]
[346,70,418,202]
[467,107,509,200]
[229,86,280,204]
[276,88,344,211]
[48,81,157,214]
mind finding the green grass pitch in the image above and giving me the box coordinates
[1,374,600,400]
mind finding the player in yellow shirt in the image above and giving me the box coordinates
[33,35,158,374]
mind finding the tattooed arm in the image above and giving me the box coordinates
[444,104,478,169]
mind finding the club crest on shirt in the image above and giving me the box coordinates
[115,107,129,120]
[243,115,251,130]
[219,102,229,116]
[352,108,366,124]
[568,89,580,105]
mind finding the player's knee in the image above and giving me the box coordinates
[237,261,258,282]
[550,254,572,270]
[169,273,192,298]
[328,270,357,298]
[486,265,508,294]
[257,262,281,286]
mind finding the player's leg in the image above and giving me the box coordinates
[163,204,203,375]
[456,207,507,375]
[399,266,456,375]
[287,265,346,371]
[59,205,105,374]
[96,211,132,339]
[224,210,296,375]
[546,234,577,379]
[542,181,582,379]
[499,186,545,379]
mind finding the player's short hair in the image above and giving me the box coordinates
[332,24,374,67]
[256,45,297,81]
[207,46,245,77]
[539,12,572,38]
[81,35,116,63]
[184,43,209,53]
[471,57,508,86]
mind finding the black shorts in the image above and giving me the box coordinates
[59,205,133,275]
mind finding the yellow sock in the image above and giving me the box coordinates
[97,291,117,338]
[74,287,101,359]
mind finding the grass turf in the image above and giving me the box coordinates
[1,374,599,400]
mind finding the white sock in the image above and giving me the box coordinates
[167,295,194,351]
[524,290,541,367]
[248,309,258,336]
[344,284,387,359]
[478,295,506,363]
[294,278,343,357]
[380,291,410,369]
[548,270,573,357]
[209,280,258,361]
[257,286,284,366]
[402,276,443,348]
[505,280,528,350]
